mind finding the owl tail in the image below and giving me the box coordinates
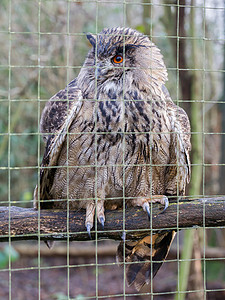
[117,230,176,291]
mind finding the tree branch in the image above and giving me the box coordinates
[0,197,224,242]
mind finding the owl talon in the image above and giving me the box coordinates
[99,216,105,229]
[143,202,151,220]
[86,223,92,239]
[96,200,105,230]
[161,196,169,213]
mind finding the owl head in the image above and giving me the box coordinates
[77,27,168,95]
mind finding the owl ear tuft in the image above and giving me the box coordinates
[86,33,96,48]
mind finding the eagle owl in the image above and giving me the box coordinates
[34,27,191,291]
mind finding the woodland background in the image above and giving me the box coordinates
[0,0,224,299]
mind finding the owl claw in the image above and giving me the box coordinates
[99,216,105,229]
[161,196,169,213]
[86,223,92,239]
[143,202,151,220]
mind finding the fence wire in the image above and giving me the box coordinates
[0,0,225,299]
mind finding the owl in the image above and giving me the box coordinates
[34,27,191,291]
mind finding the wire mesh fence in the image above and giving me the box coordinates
[0,0,225,299]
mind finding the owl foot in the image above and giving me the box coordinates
[132,195,169,219]
[85,201,105,237]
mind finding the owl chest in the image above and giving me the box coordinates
[52,103,171,199]
[72,99,171,163]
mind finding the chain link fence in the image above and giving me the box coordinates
[0,0,225,299]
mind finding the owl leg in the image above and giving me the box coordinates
[85,200,105,236]
[131,195,169,218]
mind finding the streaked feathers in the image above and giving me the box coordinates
[117,231,176,291]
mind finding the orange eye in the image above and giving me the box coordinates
[113,55,123,64]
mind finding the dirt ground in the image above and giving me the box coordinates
[0,242,225,300]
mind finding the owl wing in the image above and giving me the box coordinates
[33,79,83,207]
[40,79,80,142]
[163,85,191,195]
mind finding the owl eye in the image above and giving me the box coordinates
[113,55,123,64]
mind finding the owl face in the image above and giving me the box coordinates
[78,27,168,96]
[86,27,152,83]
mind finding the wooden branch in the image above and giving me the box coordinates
[0,197,225,242]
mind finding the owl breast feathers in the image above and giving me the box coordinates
[34,27,191,291]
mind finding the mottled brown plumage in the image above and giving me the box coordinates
[34,27,191,290]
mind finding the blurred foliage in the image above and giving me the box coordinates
[206,260,225,282]
[53,294,85,300]
[53,293,69,300]
[0,245,19,269]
